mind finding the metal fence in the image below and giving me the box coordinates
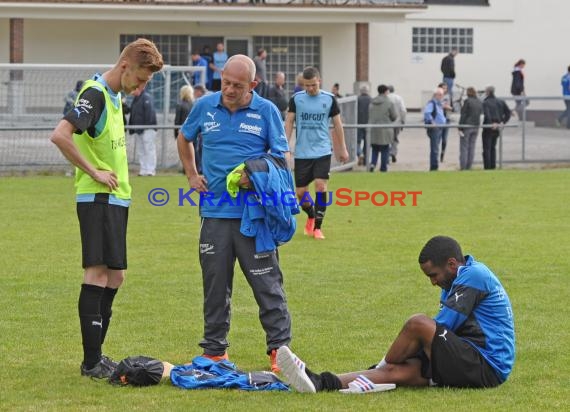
[0,64,206,172]
[0,63,568,172]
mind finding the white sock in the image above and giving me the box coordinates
[376,357,387,369]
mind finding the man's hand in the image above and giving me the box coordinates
[336,149,349,163]
[189,174,208,192]
[237,169,252,189]
[92,170,118,191]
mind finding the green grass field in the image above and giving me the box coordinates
[1,169,569,411]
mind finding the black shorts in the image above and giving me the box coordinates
[76,194,129,270]
[294,155,332,187]
[418,323,502,388]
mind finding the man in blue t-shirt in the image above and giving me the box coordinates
[277,236,516,393]
[285,66,349,240]
[557,65,570,129]
[177,54,292,374]
[191,51,209,87]
[210,42,228,91]
[423,87,447,171]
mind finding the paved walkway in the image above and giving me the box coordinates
[355,112,570,172]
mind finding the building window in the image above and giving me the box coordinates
[412,27,473,54]
[120,34,189,111]
[253,36,321,94]
[120,34,189,65]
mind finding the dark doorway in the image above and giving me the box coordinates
[226,39,250,57]
[190,36,223,61]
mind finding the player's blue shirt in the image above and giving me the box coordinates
[561,72,570,96]
[434,255,515,382]
[192,57,209,85]
[289,90,340,159]
[212,51,228,80]
[180,91,289,218]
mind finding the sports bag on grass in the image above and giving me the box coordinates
[108,356,164,387]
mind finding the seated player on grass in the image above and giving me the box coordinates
[277,236,515,393]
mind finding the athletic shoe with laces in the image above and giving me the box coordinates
[202,352,229,362]
[269,349,280,373]
[80,355,117,379]
[276,346,316,393]
[304,218,315,236]
[313,229,325,240]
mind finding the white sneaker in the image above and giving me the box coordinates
[276,347,316,393]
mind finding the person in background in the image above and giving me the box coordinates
[556,65,570,129]
[267,71,288,120]
[511,59,526,120]
[387,85,407,163]
[437,82,453,163]
[210,42,228,91]
[193,84,207,100]
[174,84,194,139]
[423,88,447,171]
[356,84,371,166]
[368,84,397,172]
[253,47,268,97]
[200,45,214,90]
[482,86,511,170]
[129,84,158,176]
[457,87,483,170]
[191,50,209,87]
[331,83,342,99]
[440,48,457,103]
[63,80,84,115]
[293,72,304,94]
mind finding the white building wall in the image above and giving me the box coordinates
[2,0,569,111]
[15,18,354,93]
[370,0,570,110]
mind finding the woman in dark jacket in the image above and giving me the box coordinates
[174,84,197,173]
[511,59,526,120]
[174,84,194,139]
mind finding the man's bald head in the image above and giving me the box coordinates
[224,55,256,83]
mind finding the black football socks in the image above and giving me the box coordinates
[314,192,328,230]
[100,287,118,345]
[301,203,315,218]
[78,283,105,368]
[305,367,342,391]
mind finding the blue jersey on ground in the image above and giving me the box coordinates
[434,255,515,382]
[180,91,289,218]
[289,90,340,159]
